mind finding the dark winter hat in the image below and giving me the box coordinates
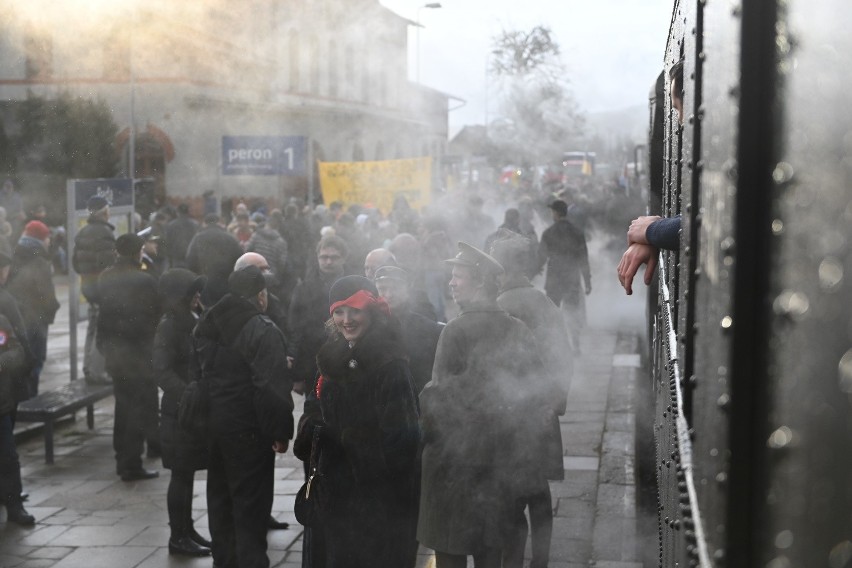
[374,265,409,284]
[228,265,266,298]
[23,220,50,241]
[87,195,109,213]
[203,213,221,226]
[115,233,145,258]
[328,275,388,316]
[489,233,532,273]
[445,241,504,276]
[158,268,206,302]
[548,199,568,216]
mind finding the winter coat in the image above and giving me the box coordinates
[537,218,591,305]
[153,308,207,471]
[192,293,294,441]
[0,314,27,415]
[396,307,443,395]
[417,300,545,554]
[0,289,33,402]
[315,322,420,566]
[288,273,336,384]
[185,225,244,306]
[96,257,160,368]
[72,217,115,302]
[497,274,571,480]
[246,226,288,277]
[164,214,198,267]
[7,237,60,329]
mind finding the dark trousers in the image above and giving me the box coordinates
[207,431,274,568]
[0,413,23,505]
[504,485,554,568]
[435,549,501,568]
[25,323,48,397]
[109,365,157,474]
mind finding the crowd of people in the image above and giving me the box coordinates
[0,178,600,568]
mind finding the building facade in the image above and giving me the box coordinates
[0,0,449,213]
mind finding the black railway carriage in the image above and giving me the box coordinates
[645,0,852,566]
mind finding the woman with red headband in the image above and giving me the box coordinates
[313,275,421,568]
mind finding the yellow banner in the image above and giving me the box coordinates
[318,157,432,214]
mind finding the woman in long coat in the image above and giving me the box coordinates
[418,242,546,568]
[314,275,420,568]
[153,268,211,556]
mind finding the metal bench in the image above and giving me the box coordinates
[16,379,114,464]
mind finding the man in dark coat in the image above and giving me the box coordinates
[374,265,443,395]
[418,242,545,568]
[185,214,244,307]
[193,265,294,568]
[7,221,60,397]
[97,233,161,480]
[164,203,198,268]
[288,235,348,393]
[72,195,115,384]
[0,251,34,525]
[537,199,592,350]
[490,235,571,568]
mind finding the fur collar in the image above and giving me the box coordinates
[316,322,407,380]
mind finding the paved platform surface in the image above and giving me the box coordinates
[1,275,650,568]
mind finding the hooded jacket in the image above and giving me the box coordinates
[192,293,294,441]
[7,236,60,328]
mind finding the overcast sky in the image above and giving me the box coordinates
[380,0,675,134]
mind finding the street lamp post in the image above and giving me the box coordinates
[416,2,441,83]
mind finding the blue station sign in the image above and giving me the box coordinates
[222,136,308,176]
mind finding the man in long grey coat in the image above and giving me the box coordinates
[417,242,545,568]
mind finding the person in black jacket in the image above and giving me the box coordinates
[194,265,294,568]
[374,265,443,396]
[0,311,32,526]
[314,275,420,568]
[288,235,347,394]
[164,203,198,269]
[153,268,210,557]
[97,233,161,481]
[72,196,115,384]
[7,221,60,397]
[185,214,244,307]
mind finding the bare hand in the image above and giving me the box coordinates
[292,380,305,395]
[272,440,289,454]
[286,356,294,370]
[617,243,659,295]
[627,216,662,246]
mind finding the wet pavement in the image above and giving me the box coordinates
[1,273,649,567]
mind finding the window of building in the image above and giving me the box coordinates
[24,31,52,80]
[289,30,300,91]
[328,40,338,98]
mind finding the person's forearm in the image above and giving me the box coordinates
[646,215,682,250]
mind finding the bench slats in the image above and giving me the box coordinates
[15,379,114,463]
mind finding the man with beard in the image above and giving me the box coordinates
[97,233,161,480]
[193,265,293,568]
[418,242,544,568]
[288,235,347,394]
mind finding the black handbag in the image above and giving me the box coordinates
[177,379,209,433]
[294,425,328,526]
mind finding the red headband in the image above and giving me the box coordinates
[329,289,390,316]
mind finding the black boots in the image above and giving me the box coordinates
[168,535,211,557]
[6,503,35,526]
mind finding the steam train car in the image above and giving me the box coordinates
[645,0,852,565]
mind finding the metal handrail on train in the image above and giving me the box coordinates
[658,256,713,568]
